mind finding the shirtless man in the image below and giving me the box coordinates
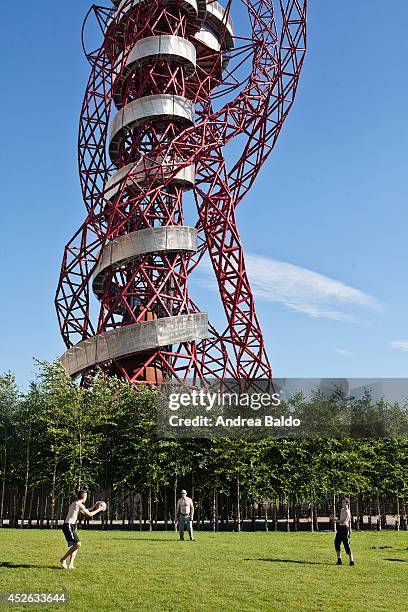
[331,497,355,566]
[176,489,195,541]
[60,490,104,569]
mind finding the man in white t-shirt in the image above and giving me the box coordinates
[176,489,195,541]
[60,490,105,569]
[330,497,355,566]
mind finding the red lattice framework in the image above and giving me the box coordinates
[55,0,307,385]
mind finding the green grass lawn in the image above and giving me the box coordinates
[0,529,407,611]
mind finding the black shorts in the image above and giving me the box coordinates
[62,523,80,546]
[334,526,351,555]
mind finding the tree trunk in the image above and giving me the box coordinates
[36,496,40,526]
[196,494,201,530]
[293,502,298,532]
[212,488,216,532]
[50,456,58,526]
[78,426,83,490]
[216,490,219,532]
[286,500,290,532]
[395,495,400,531]
[313,503,319,531]
[331,494,336,532]
[12,491,17,528]
[173,478,177,532]
[154,489,159,530]
[368,497,372,530]
[0,442,7,524]
[138,494,143,531]
[236,478,241,532]
[264,504,269,532]
[28,490,34,527]
[44,495,49,527]
[20,438,30,527]
[148,488,152,531]
[310,500,314,532]
[381,496,387,529]
[402,499,407,531]
[358,495,364,530]
[164,492,168,530]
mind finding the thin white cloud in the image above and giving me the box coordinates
[195,253,381,322]
[335,349,353,356]
[390,341,408,352]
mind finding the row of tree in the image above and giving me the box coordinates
[1,362,408,531]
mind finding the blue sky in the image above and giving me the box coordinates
[0,0,407,388]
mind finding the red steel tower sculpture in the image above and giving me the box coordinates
[56,0,307,384]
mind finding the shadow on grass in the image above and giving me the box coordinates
[244,558,329,565]
[0,562,59,570]
[110,538,177,542]
[384,558,408,563]
[372,546,408,551]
